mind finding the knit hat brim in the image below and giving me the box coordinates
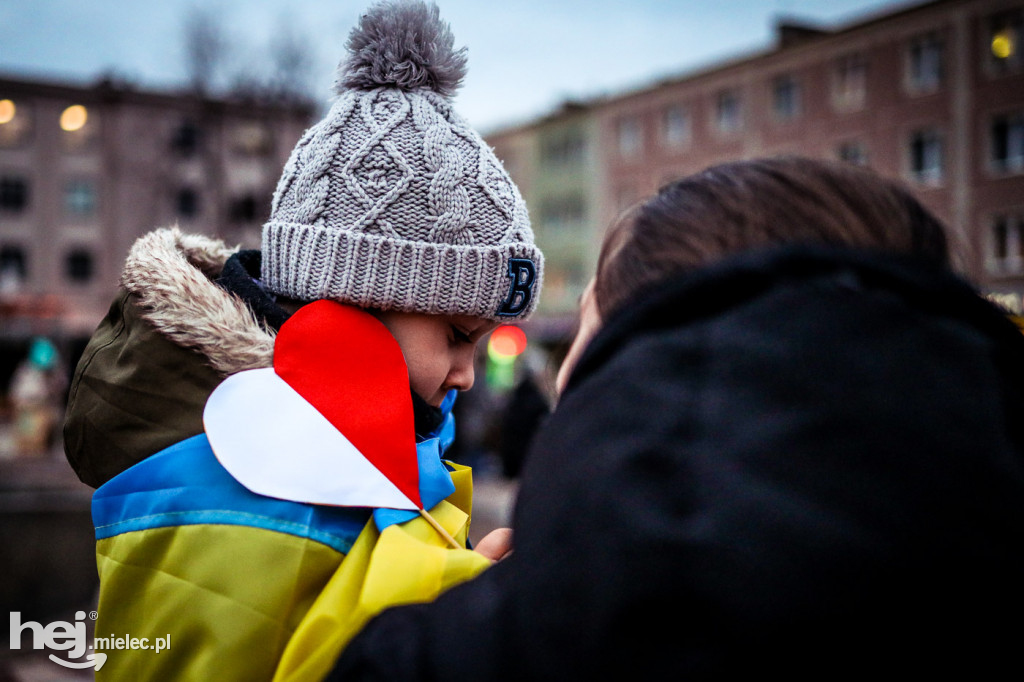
[263,220,544,320]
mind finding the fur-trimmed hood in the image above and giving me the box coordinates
[120,227,275,375]
[64,228,277,488]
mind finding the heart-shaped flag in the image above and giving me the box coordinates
[203,300,421,510]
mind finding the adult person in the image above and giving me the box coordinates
[331,156,1024,679]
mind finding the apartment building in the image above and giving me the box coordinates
[488,102,602,318]
[488,0,1024,320]
[0,75,312,339]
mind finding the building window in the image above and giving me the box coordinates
[176,187,200,218]
[616,117,642,157]
[0,98,33,148]
[661,105,690,147]
[172,121,202,157]
[231,121,272,156]
[907,32,944,93]
[838,141,868,166]
[229,194,261,223]
[539,194,586,228]
[0,246,27,291]
[772,75,801,121]
[59,104,88,132]
[65,249,94,283]
[541,131,586,166]
[64,179,97,217]
[832,53,867,112]
[988,214,1024,275]
[0,99,15,125]
[988,9,1023,74]
[60,104,97,152]
[0,176,29,211]
[716,89,742,134]
[908,129,943,184]
[991,112,1024,174]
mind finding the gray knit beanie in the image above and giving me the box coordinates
[261,0,543,320]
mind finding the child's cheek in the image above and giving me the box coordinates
[410,360,446,403]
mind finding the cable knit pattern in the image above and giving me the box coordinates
[261,2,541,319]
[412,94,470,245]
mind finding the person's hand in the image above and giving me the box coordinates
[474,528,513,562]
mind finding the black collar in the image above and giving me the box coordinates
[566,244,1018,395]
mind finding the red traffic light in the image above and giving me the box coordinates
[488,325,527,357]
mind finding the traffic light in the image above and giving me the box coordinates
[486,325,527,390]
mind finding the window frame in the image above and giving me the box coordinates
[907,127,944,185]
[661,104,691,148]
[0,244,28,287]
[990,110,1024,175]
[987,212,1024,276]
[771,74,802,122]
[540,131,587,166]
[986,8,1024,76]
[64,248,96,284]
[0,175,30,212]
[616,116,643,158]
[832,52,867,112]
[905,31,945,94]
[172,120,203,158]
[838,140,869,166]
[0,98,34,149]
[715,88,743,135]
[175,186,201,219]
[63,178,99,218]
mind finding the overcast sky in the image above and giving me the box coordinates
[0,0,916,132]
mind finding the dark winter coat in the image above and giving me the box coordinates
[332,245,1024,679]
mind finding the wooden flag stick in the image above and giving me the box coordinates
[418,508,461,549]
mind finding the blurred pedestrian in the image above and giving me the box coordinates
[10,336,64,456]
[497,348,552,478]
[332,156,1024,679]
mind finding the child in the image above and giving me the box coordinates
[62,1,542,679]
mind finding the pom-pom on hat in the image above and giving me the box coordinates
[262,0,543,320]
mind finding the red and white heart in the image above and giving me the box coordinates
[203,300,421,510]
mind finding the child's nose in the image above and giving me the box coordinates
[448,350,476,392]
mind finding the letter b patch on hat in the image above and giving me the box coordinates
[497,258,537,317]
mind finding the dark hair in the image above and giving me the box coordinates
[594,156,951,319]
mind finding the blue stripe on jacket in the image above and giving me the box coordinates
[92,434,370,554]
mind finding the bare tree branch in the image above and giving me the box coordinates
[183,5,229,95]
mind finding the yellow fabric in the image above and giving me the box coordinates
[95,525,342,680]
[272,464,490,681]
[93,463,491,681]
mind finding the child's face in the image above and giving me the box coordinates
[373,310,498,406]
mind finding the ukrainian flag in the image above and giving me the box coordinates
[92,434,489,681]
